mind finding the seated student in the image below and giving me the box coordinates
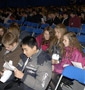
[48,24,67,90]
[49,24,67,64]
[52,32,85,89]
[0,36,52,90]
[69,11,81,28]
[36,26,54,51]
[53,32,85,74]
[0,32,22,71]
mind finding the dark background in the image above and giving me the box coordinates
[0,0,85,8]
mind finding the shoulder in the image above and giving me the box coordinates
[73,48,82,55]
[37,50,51,65]
[20,53,27,63]
[36,34,43,40]
[39,50,51,60]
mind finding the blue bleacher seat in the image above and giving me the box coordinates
[20,26,26,31]
[76,35,85,45]
[41,24,49,29]
[67,27,80,34]
[55,65,85,90]
[80,29,85,34]
[81,24,85,29]
[33,28,43,37]
[26,27,34,36]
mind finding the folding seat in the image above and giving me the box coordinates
[41,24,49,29]
[26,27,34,36]
[80,29,85,35]
[81,24,85,29]
[76,35,85,45]
[67,27,80,34]
[55,65,85,90]
[31,23,39,28]
[20,26,26,31]
[33,28,43,37]
[16,20,23,25]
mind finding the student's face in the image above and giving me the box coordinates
[22,45,36,58]
[4,43,15,51]
[0,29,4,36]
[70,13,75,18]
[55,29,61,40]
[44,30,50,40]
[63,35,69,47]
[63,14,67,19]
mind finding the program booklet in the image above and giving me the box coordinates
[71,61,83,69]
[3,61,16,71]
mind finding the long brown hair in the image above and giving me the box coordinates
[42,26,54,45]
[48,24,67,55]
[63,32,85,58]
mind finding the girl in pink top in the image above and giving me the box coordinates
[36,26,54,51]
[53,32,85,74]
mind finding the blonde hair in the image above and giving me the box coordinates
[2,32,19,45]
[48,24,67,55]
[9,23,20,38]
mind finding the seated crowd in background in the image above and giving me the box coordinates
[0,5,85,28]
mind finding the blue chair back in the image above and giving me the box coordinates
[31,23,39,28]
[80,29,85,34]
[83,49,85,54]
[67,27,80,33]
[20,26,26,31]
[82,24,85,29]
[7,20,16,23]
[62,65,85,84]
[76,35,85,45]
[24,21,31,26]
[41,24,49,29]
[26,27,34,36]
[16,20,23,25]
[33,28,43,37]
[51,25,56,29]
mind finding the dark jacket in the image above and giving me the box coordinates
[16,49,52,90]
[69,16,81,28]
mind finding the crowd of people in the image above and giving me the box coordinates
[0,5,85,27]
[0,5,85,90]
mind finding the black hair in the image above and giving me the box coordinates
[70,10,77,15]
[21,36,38,49]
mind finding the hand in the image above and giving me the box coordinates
[0,69,7,76]
[14,68,24,79]
[83,66,85,69]
[2,68,7,72]
[0,71,3,76]
[52,65,54,71]
[52,59,59,64]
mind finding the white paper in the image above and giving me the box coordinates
[71,61,82,69]
[63,64,69,67]
[52,54,59,60]
[3,61,16,71]
[0,70,12,83]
